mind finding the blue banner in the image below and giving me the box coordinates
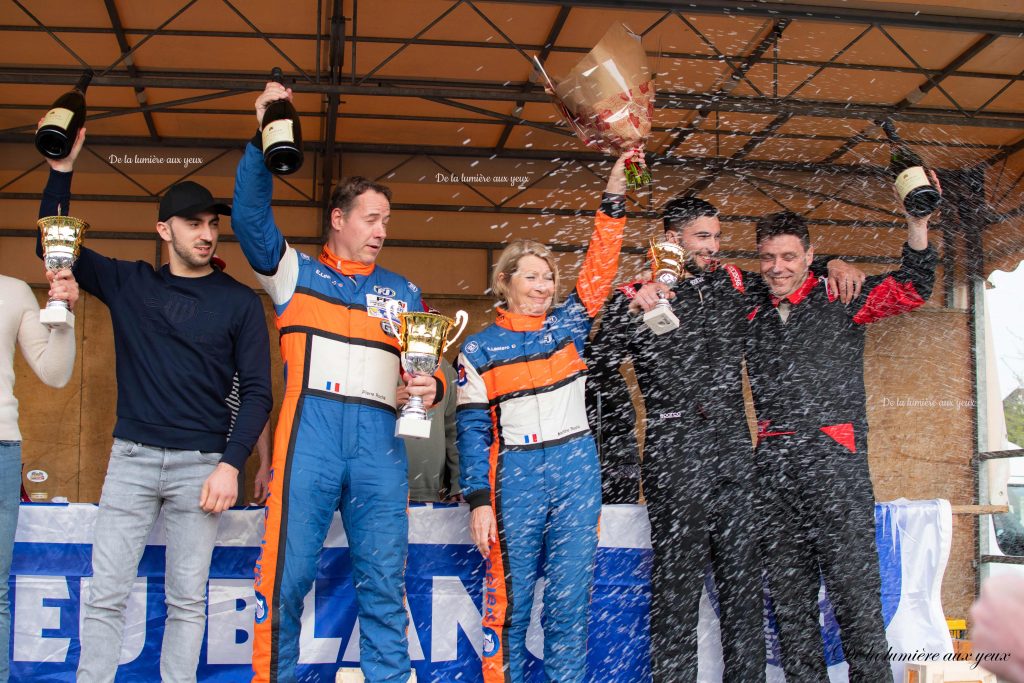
[8,501,952,682]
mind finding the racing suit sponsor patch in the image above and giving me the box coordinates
[482,626,500,657]
[723,264,745,293]
[366,294,407,320]
[254,591,268,624]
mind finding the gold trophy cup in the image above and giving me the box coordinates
[643,238,686,335]
[384,302,469,439]
[37,214,88,329]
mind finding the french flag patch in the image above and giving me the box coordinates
[524,434,539,444]
[325,381,342,393]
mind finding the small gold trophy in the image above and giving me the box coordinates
[37,213,88,329]
[384,302,469,439]
[643,238,686,335]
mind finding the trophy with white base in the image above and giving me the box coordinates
[37,213,88,329]
[384,302,469,439]
[643,238,686,335]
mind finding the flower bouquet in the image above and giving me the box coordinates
[534,23,654,189]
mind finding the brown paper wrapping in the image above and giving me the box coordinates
[537,23,655,157]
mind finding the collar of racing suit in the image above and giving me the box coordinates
[318,244,375,277]
[770,270,818,307]
[495,307,545,332]
[645,257,720,282]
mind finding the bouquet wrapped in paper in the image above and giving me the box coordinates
[535,23,654,188]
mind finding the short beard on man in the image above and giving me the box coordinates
[168,223,214,269]
[685,250,719,275]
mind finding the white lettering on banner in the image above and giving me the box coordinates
[207,580,256,665]
[408,603,424,661]
[78,577,147,664]
[342,620,360,662]
[525,578,545,660]
[430,576,483,661]
[298,585,342,664]
[14,576,70,663]
[299,592,426,664]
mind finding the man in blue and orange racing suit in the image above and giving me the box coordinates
[234,80,444,683]
[746,208,937,683]
[456,155,628,682]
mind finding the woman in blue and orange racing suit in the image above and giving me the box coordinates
[455,153,631,682]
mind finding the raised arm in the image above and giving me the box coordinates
[35,128,121,302]
[233,141,288,277]
[232,81,300,305]
[846,188,939,324]
[35,125,82,255]
[574,153,630,320]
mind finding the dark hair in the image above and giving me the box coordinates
[756,211,811,250]
[662,196,719,232]
[325,176,393,241]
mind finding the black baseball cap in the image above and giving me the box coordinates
[158,181,231,223]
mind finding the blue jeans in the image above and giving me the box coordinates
[77,439,221,683]
[0,441,20,683]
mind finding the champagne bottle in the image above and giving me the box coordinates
[879,119,941,217]
[35,69,93,160]
[262,67,303,175]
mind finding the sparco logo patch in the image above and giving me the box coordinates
[724,264,745,293]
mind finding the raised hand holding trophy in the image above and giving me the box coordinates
[643,238,686,335]
[37,212,88,328]
[384,302,469,439]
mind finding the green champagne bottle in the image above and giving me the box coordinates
[35,70,93,160]
[262,67,304,175]
[879,119,941,217]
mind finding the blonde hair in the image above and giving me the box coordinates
[491,240,559,307]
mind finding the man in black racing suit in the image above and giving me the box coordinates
[745,209,937,682]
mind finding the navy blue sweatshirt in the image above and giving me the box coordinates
[39,169,272,469]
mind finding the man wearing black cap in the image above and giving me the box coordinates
[36,129,272,683]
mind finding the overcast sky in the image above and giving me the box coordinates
[987,261,1024,401]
